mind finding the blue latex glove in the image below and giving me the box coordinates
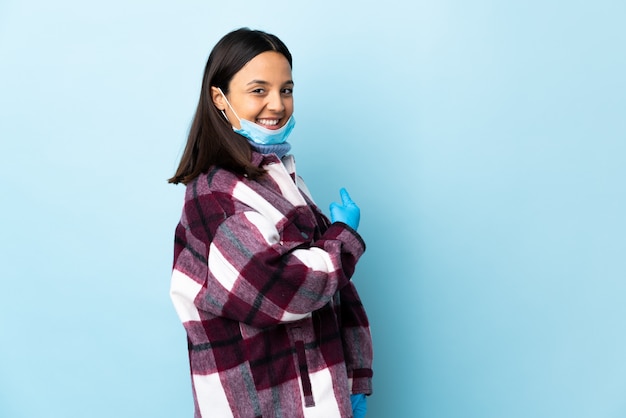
[329,188,360,231]
[350,394,367,418]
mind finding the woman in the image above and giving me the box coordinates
[169,28,373,418]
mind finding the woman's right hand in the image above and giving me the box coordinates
[329,188,360,231]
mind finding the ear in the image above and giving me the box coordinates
[210,86,225,111]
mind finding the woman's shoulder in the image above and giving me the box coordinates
[184,165,244,198]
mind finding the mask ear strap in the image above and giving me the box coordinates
[218,88,241,122]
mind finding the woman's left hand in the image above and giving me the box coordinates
[350,394,367,418]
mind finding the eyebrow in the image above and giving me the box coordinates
[246,79,294,86]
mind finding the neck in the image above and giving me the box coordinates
[248,141,292,159]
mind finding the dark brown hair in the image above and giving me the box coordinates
[169,28,293,185]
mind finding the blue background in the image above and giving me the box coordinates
[1,1,625,417]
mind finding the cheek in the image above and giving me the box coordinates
[285,99,295,115]
[236,100,263,120]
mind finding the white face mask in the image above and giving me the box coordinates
[218,88,296,145]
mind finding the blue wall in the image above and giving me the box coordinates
[1,1,625,417]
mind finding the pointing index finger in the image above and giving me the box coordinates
[340,188,353,205]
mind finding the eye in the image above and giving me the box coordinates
[281,87,293,96]
[251,88,265,94]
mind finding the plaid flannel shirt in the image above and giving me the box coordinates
[171,152,373,418]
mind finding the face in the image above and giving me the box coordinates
[212,51,294,130]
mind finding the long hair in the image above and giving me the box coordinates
[169,28,293,185]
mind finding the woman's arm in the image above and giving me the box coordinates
[339,282,374,396]
[172,186,366,329]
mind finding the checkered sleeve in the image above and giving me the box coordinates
[339,282,374,395]
[173,178,367,330]
[202,209,364,328]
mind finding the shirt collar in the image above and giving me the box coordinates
[251,150,282,167]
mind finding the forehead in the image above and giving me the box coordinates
[231,51,293,85]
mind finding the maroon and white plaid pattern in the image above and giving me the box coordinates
[171,152,373,418]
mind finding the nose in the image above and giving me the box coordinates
[266,90,285,113]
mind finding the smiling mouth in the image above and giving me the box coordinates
[256,118,281,130]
